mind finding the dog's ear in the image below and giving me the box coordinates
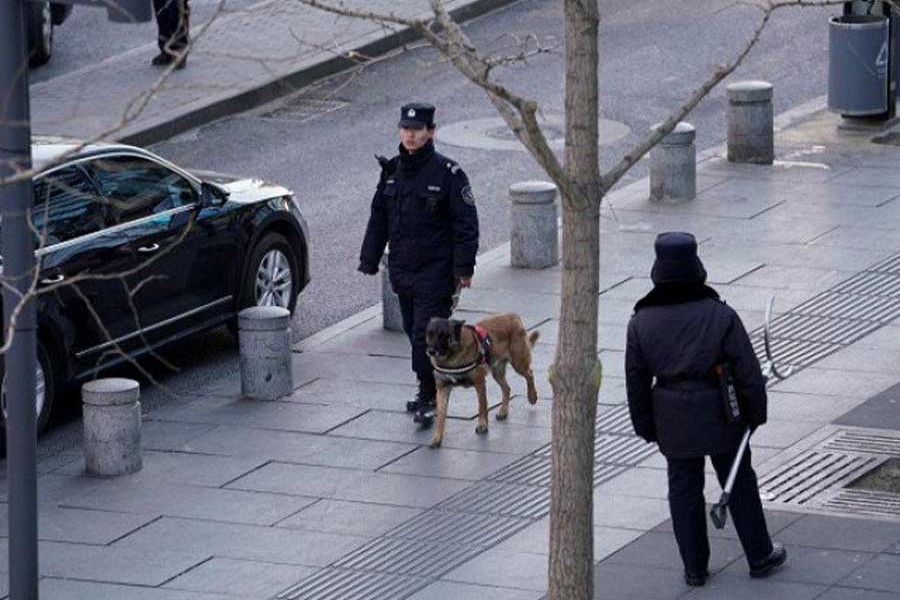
[451,320,465,346]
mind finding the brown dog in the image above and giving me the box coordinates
[425,314,540,448]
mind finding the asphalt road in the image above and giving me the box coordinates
[31,0,840,456]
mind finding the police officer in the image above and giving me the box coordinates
[625,232,786,587]
[358,102,479,425]
[151,0,190,68]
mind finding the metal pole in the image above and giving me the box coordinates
[0,0,39,597]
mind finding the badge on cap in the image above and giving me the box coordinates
[407,109,416,117]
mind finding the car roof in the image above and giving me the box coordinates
[31,136,148,173]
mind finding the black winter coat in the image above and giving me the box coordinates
[625,283,767,459]
[358,141,479,298]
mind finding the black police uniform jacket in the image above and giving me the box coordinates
[625,283,768,459]
[359,140,479,297]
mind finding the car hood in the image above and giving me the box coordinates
[191,169,291,203]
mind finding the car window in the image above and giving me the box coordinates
[87,155,197,225]
[32,166,108,246]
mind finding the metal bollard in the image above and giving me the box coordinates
[726,80,774,164]
[381,253,404,331]
[510,181,559,269]
[239,306,293,400]
[650,121,696,201]
[82,378,142,477]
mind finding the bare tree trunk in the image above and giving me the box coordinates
[548,1,602,599]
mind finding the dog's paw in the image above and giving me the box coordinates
[475,423,489,435]
[495,411,508,421]
[527,394,538,405]
[430,438,442,448]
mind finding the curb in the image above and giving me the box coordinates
[117,0,523,147]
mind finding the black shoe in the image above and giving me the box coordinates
[683,570,708,587]
[407,382,435,413]
[151,51,187,69]
[413,401,436,426]
[749,542,787,578]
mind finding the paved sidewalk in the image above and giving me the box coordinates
[2,105,900,599]
[28,0,516,146]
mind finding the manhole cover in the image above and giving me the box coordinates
[438,115,631,151]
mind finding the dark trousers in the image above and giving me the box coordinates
[398,290,453,391]
[153,0,190,54]
[666,446,773,575]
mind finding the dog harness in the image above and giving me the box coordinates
[430,325,493,383]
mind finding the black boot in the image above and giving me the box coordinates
[413,397,436,426]
[406,380,435,413]
[749,542,787,578]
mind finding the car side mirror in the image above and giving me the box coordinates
[200,181,229,208]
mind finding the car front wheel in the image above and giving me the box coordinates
[27,1,54,67]
[1,341,56,436]
[243,232,300,314]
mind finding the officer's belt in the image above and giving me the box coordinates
[655,374,718,390]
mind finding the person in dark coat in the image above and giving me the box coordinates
[625,232,786,587]
[359,102,479,425]
[152,0,189,68]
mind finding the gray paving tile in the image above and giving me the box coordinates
[593,492,670,530]
[606,531,744,574]
[723,544,872,585]
[378,446,521,481]
[0,540,208,586]
[594,467,669,499]
[457,289,559,321]
[817,347,900,376]
[839,554,900,592]
[0,506,155,545]
[54,451,267,487]
[290,352,415,385]
[592,563,691,600]
[789,183,900,207]
[778,515,900,553]
[853,325,900,352]
[163,557,316,597]
[38,578,229,600]
[147,397,365,434]
[228,461,469,508]
[492,518,642,560]
[58,478,314,526]
[771,369,899,401]
[830,167,900,189]
[442,546,548,591]
[406,581,543,600]
[328,409,553,455]
[113,516,368,566]
[0,473,97,506]
[286,378,418,412]
[652,510,804,541]
[836,382,900,431]
[729,265,848,292]
[142,421,218,451]
[307,323,412,357]
[274,499,422,537]
[683,574,826,599]
[817,588,900,600]
[751,419,822,449]
[766,391,865,424]
[177,424,417,468]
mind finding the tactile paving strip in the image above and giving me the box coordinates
[278,569,427,600]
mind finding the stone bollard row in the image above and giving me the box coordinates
[510,181,559,269]
[82,378,142,477]
[239,306,293,400]
[726,80,774,164]
[650,121,696,202]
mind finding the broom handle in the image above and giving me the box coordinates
[724,429,752,495]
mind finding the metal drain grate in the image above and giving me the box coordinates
[820,489,900,518]
[384,511,530,548]
[277,569,428,600]
[334,537,479,575]
[758,451,880,505]
[821,430,900,456]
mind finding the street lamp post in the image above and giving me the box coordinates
[0,1,150,597]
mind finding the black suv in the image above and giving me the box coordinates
[2,137,310,432]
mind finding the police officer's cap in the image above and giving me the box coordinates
[398,102,435,129]
[651,232,707,285]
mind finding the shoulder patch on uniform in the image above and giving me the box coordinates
[461,185,476,206]
[450,164,461,175]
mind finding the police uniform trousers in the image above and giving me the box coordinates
[153,0,190,54]
[666,446,772,574]
[398,290,453,391]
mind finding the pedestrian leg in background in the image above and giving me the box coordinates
[151,0,190,68]
[666,456,711,586]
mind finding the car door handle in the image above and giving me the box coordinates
[137,243,160,253]
[40,274,65,285]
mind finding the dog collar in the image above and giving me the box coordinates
[430,325,493,379]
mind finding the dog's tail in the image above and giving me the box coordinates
[528,330,540,347]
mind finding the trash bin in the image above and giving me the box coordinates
[828,15,890,116]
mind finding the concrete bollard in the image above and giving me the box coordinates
[650,121,696,201]
[82,378,142,477]
[239,306,293,400]
[726,80,774,164]
[381,253,404,331]
[510,181,559,269]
